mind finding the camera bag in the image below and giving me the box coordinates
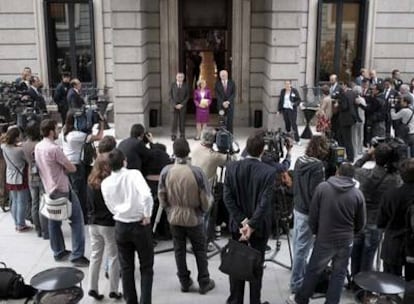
[40,193,72,221]
[0,262,37,300]
[80,136,96,166]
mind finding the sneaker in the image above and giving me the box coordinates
[54,250,71,262]
[295,141,302,146]
[171,135,177,141]
[181,278,193,293]
[88,290,104,301]
[109,292,123,300]
[16,225,33,232]
[71,256,90,267]
[199,279,215,294]
[286,294,298,304]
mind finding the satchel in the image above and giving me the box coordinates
[219,239,262,281]
[80,137,96,166]
[40,193,72,221]
[0,262,37,300]
[396,109,414,141]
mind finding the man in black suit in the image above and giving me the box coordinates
[223,131,277,304]
[329,74,342,99]
[369,69,383,88]
[170,73,189,141]
[67,78,85,109]
[355,68,369,86]
[364,84,386,143]
[382,78,398,136]
[118,124,155,176]
[24,76,47,113]
[215,70,236,134]
[53,72,71,123]
[392,69,403,91]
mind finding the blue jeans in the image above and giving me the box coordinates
[10,189,29,228]
[290,210,314,292]
[351,225,381,276]
[295,239,353,304]
[30,182,48,237]
[49,190,85,260]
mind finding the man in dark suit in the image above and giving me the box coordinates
[355,68,369,86]
[67,78,85,110]
[369,69,383,88]
[118,124,155,176]
[223,131,277,304]
[53,72,71,123]
[24,76,47,113]
[215,70,236,134]
[335,83,357,161]
[392,69,403,91]
[381,78,398,136]
[364,84,386,143]
[170,73,189,141]
[329,74,342,99]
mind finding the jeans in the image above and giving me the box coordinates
[10,189,29,228]
[115,221,154,304]
[49,190,85,260]
[170,224,210,287]
[351,225,382,276]
[295,240,353,304]
[88,225,120,294]
[30,182,48,237]
[282,109,300,142]
[227,232,268,304]
[290,210,314,292]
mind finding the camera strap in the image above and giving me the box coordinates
[3,149,24,178]
[405,109,414,126]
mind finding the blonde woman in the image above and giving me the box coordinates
[193,79,212,140]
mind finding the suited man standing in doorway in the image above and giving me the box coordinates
[170,73,189,141]
[215,70,236,134]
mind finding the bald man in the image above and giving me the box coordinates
[215,70,236,133]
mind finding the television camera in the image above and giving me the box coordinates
[262,129,292,163]
[371,136,410,172]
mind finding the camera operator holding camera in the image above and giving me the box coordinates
[363,84,386,143]
[391,94,414,156]
[60,110,105,222]
[351,143,402,280]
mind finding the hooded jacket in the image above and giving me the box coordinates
[309,176,366,243]
[292,155,325,215]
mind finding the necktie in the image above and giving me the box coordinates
[385,89,389,100]
[223,81,227,92]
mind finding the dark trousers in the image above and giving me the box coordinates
[282,109,300,142]
[225,109,234,134]
[58,105,68,125]
[170,224,210,287]
[227,232,268,304]
[171,108,186,137]
[295,239,353,304]
[337,125,354,161]
[115,221,154,304]
[69,164,88,223]
[383,262,414,282]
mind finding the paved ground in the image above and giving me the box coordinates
[0,126,358,303]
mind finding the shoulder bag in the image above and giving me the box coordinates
[40,193,72,221]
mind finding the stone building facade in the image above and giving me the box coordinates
[1,0,413,138]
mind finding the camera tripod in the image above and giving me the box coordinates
[265,186,293,270]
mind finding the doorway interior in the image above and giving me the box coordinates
[179,0,232,123]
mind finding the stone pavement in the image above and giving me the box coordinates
[0,126,357,304]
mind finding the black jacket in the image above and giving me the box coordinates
[215,79,236,112]
[26,87,47,113]
[53,82,70,109]
[278,88,301,112]
[169,82,189,107]
[309,176,366,242]
[365,94,386,124]
[224,158,277,237]
[337,89,357,127]
[87,186,115,226]
[377,183,414,265]
[118,137,154,176]
[67,88,85,109]
[292,155,325,215]
[354,154,402,225]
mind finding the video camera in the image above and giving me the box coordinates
[371,136,410,172]
[262,129,292,163]
[73,105,102,134]
[325,140,346,177]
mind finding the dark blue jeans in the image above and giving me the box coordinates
[295,239,353,304]
[351,225,381,276]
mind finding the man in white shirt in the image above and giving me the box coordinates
[101,148,154,304]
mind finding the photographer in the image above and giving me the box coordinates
[364,84,386,143]
[391,94,414,156]
[60,110,105,222]
[377,158,414,281]
[351,143,402,278]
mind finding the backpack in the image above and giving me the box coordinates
[215,128,233,153]
[80,136,96,166]
[0,262,37,300]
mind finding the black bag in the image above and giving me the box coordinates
[216,128,233,153]
[80,138,96,166]
[219,239,262,281]
[0,262,37,299]
[314,267,332,294]
[396,109,414,142]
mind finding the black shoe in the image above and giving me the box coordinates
[88,290,104,301]
[199,279,215,294]
[171,135,177,141]
[71,256,90,267]
[105,271,109,279]
[180,134,185,139]
[54,250,71,262]
[265,245,271,251]
[109,292,123,300]
[181,278,193,293]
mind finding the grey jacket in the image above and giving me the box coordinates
[1,144,27,185]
